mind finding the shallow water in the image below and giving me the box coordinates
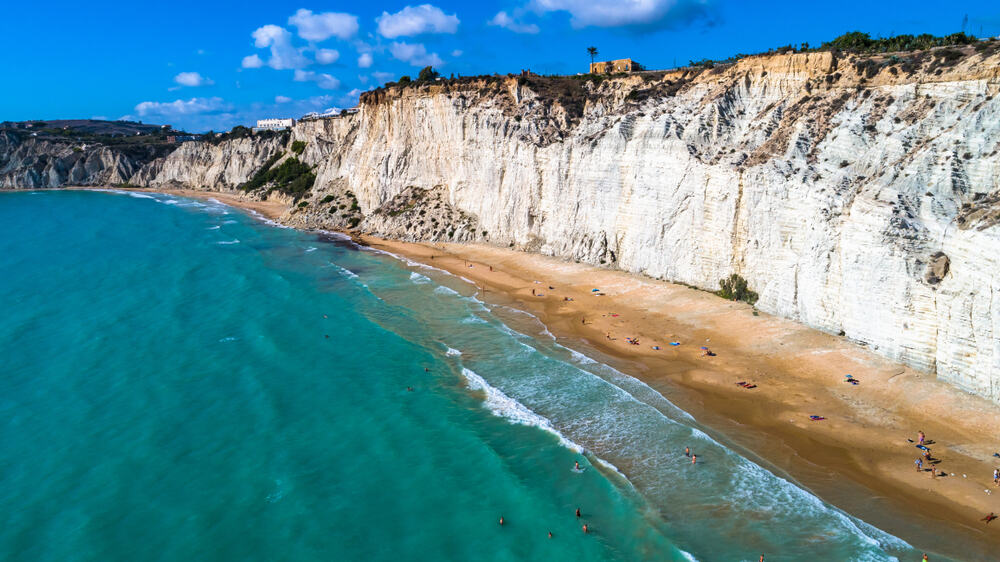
[0,190,928,560]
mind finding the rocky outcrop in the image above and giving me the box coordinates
[0,131,161,188]
[134,137,285,189]
[4,45,1000,402]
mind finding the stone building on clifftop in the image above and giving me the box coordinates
[589,58,643,73]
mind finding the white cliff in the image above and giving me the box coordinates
[281,48,1000,402]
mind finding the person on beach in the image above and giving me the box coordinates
[922,555,928,562]
[915,458,923,471]
[993,468,999,486]
[982,512,997,524]
[685,447,690,457]
[532,288,536,296]
[918,430,925,444]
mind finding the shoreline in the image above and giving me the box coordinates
[78,187,1000,557]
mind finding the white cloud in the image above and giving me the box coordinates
[242,54,264,68]
[288,9,359,41]
[294,69,342,90]
[251,24,309,70]
[315,48,340,64]
[275,95,292,103]
[389,42,443,67]
[489,11,540,34]
[134,97,232,117]
[451,49,463,57]
[174,72,214,87]
[531,0,712,28]
[377,4,459,38]
[358,52,373,68]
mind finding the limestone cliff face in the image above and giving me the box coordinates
[133,137,285,190]
[0,131,156,188]
[285,48,1000,402]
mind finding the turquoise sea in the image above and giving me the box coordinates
[0,190,927,560]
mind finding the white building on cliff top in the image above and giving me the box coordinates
[253,118,294,132]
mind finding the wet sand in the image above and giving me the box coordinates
[91,187,1000,557]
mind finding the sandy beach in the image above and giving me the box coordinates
[106,188,1000,556]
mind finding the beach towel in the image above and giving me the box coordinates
[700,346,709,350]
[592,288,600,292]
[916,445,930,451]
[669,342,681,346]
[809,415,825,421]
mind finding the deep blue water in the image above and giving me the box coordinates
[0,190,922,561]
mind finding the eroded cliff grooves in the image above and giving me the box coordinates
[4,46,1000,402]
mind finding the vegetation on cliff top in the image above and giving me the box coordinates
[686,31,991,68]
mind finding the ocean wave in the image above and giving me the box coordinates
[219,336,239,343]
[409,272,432,284]
[361,245,477,286]
[460,367,583,453]
[124,192,157,200]
[335,265,359,279]
[445,347,462,357]
[215,239,240,245]
[434,285,460,296]
[206,225,221,230]
[305,247,318,253]
[246,209,292,229]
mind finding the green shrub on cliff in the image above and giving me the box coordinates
[290,140,306,155]
[718,274,759,305]
[240,153,315,198]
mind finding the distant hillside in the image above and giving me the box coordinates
[0,119,189,137]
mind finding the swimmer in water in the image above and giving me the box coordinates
[499,516,504,526]
[406,387,413,392]
[574,461,580,470]
[575,508,581,518]
[582,524,589,534]
[684,446,690,457]
[692,455,697,464]
[548,531,552,539]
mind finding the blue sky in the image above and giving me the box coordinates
[2,1,998,131]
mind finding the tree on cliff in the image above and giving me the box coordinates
[587,46,598,66]
[417,66,440,82]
